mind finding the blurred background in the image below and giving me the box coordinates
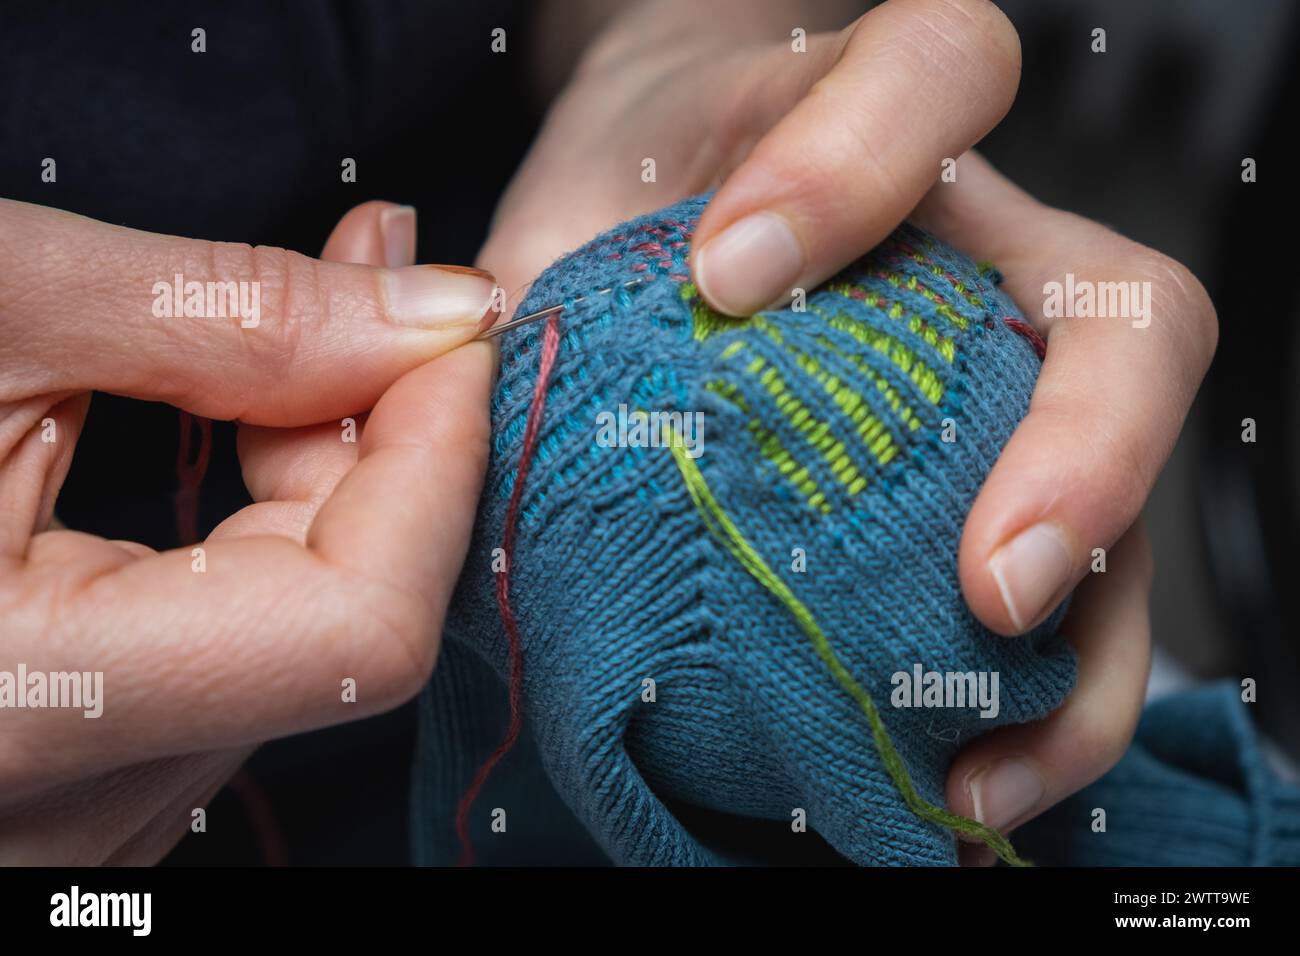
[983,0,1300,761]
[1,0,1295,863]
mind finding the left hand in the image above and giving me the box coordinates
[485,0,1217,859]
[481,0,1019,303]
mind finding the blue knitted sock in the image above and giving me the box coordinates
[1018,681,1300,866]
[417,194,1076,866]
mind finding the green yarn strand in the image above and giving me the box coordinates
[660,419,1031,867]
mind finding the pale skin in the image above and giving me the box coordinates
[0,200,498,862]
[0,0,1215,863]
[487,0,1214,864]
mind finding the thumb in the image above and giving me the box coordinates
[689,0,1021,315]
[0,198,498,425]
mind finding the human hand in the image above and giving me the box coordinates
[0,198,496,863]
[489,0,1216,856]
[910,154,1213,862]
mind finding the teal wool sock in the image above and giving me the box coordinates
[416,194,1076,866]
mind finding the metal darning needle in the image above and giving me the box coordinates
[475,279,644,340]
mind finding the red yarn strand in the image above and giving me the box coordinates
[227,768,291,866]
[1003,316,1047,360]
[454,313,562,866]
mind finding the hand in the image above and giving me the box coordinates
[493,0,1217,855]
[0,198,497,863]
[913,154,1214,862]
[483,0,1014,298]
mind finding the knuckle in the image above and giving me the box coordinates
[1144,251,1219,368]
[206,241,313,385]
[249,245,306,379]
[823,0,1021,199]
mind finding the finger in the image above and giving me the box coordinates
[690,0,1022,314]
[913,153,1217,634]
[207,419,362,545]
[946,523,1153,837]
[0,749,245,864]
[100,751,249,865]
[306,201,490,613]
[0,198,496,426]
[307,340,494,606]
[5,341,493,790]
[219,200,411,544]
[0,391,87,558]
[320,200,417,268]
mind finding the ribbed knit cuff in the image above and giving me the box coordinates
[1260,782,1300,866]
[411,640,506,866]
[412,639,610,866]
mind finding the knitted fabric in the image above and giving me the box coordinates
[1017,681,1300,867]
[415,663,1300,866]
[418,194,1077,866]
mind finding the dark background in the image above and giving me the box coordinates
[0,0,1295,864]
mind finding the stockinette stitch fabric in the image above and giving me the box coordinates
[1018,681,1300,867]
[416,193,1076,866]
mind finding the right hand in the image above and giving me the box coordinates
[0,198,497,863]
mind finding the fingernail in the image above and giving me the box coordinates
[380,205,417,267]
[988,522,1073,632]
[968,757,1046,833]
[383,264,498,331]
[693,211,803,315]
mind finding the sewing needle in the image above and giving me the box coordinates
[475,279,644,340]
